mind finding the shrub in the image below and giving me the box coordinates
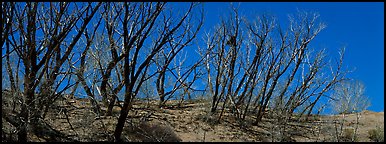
[134,121,182,142]
[195,113,219,126]
[368,127,384,142]
[339,128,357,142]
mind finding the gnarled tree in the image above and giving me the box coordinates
[112,2,203,141]
[2,2,101,142]
[202,8,348,126]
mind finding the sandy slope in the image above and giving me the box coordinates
[2,97,384,142]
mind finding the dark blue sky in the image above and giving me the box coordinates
[50,2,386,113]
[2,2,382,113]
[200,2,384,112]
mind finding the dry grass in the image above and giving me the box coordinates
[2,95,384,142]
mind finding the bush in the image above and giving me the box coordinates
[368,127,384,142]
[339,128,357,142]
[195,113,219,126]
[132,121,182,142]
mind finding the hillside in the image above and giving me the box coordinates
[2,96,384,142]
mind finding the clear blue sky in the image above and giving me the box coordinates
[2,2,382,113]
[195,2,384,112]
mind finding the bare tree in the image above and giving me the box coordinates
[2,2,355,142]
[97,3,126,115]
[154,3,203,107]
[203,5,245,117]
[202,7,348,129]
[2,2,101,142]
[72,3,126,117]
[331,79,370,114]
[72,6,104,116]
[330,79,370,142]
[113,2,203,141]
[1,2,14,48]
[2,3,21,95]
[155,48,205,107]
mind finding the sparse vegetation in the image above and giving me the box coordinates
[340,128,358,142]
[2,2,382,142]
[368,126,384,142]
[125,121,182,142]
[328,79,371,142]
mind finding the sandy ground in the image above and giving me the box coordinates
[2,97,384,142]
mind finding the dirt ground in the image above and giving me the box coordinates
[2,96,384,142]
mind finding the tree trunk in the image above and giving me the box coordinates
[106,94,117,116]
[18,104,28,142]
[19,77,35,142]
[113,92,133,142]
[156,68,166,107]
